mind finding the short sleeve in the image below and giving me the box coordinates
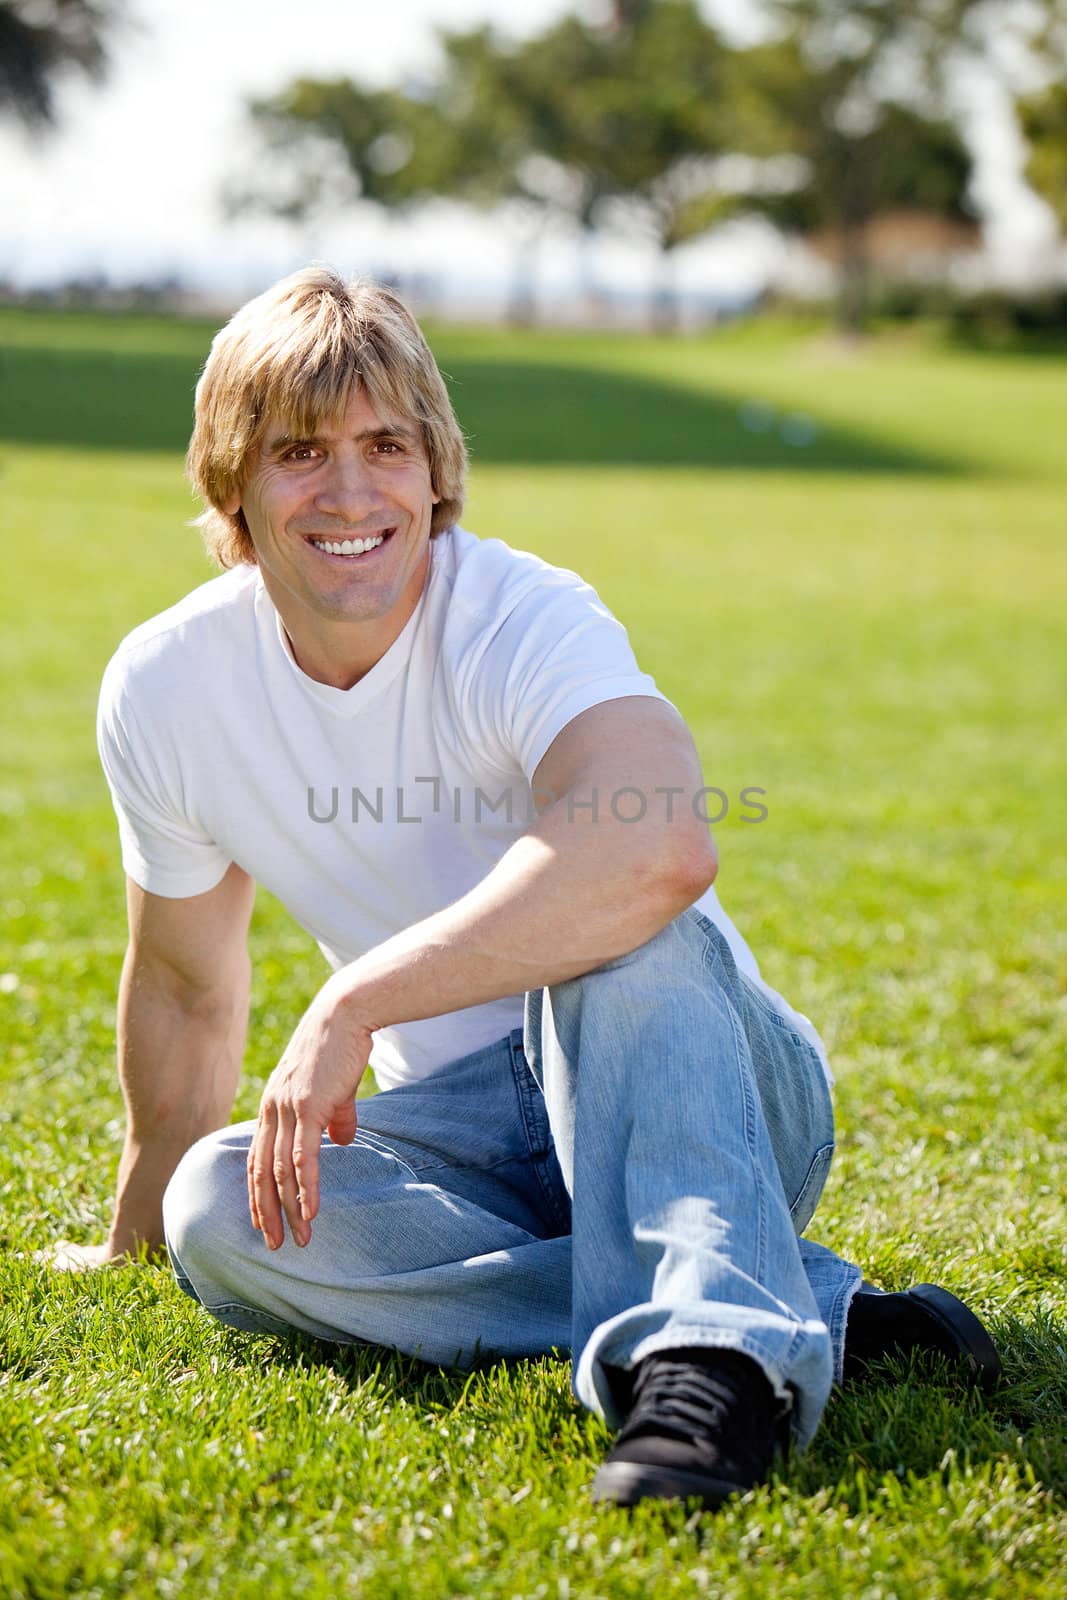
[97,650,232,899]
[454,569,671,783]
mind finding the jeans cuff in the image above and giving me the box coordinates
[576,1314,833,1448]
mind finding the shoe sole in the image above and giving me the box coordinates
[591,1460,748,1510]
[905,1283,1002,1390]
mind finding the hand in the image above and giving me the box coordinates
[248,978,372,1251]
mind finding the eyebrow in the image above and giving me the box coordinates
[262,422,421,455]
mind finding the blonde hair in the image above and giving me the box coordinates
[186,266,467,567]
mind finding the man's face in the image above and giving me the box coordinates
[226,385,440,669]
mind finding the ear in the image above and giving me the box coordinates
[220,491,242,516]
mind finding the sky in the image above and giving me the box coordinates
[0,0,1059,311]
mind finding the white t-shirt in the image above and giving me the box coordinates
[98,526,830,1089]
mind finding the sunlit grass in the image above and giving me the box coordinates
[1,310,1064,1597]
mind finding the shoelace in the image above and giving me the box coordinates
[615,1357,755,1447]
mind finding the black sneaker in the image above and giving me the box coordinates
[591,1348,789,1510]
[843,1282,1002,1389]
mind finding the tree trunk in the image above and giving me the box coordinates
[837,220,870,336]
[507,254,537,328]
[576,224,602,325]
[506,208,542,328]
[650,246,680,333]
[607,0,651,33]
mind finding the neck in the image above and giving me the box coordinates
[273,576,428,691]
[281,603,418,689]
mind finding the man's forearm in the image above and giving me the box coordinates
[108,955,249,1254]
[249,701,718,1250]
[247,791,714,1250]
[330,791,715,1035]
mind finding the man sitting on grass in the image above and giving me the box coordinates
[68,266,1000,1509]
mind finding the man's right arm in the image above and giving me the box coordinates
[50,863,255,1268]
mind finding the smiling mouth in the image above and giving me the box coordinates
[308,529,395,558]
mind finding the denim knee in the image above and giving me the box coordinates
[162,1128,255,1299]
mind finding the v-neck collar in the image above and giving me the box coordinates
[260,560,432,720]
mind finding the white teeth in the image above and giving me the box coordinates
[312,533,386,556]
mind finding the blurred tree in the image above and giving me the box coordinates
[1019,83,1067,229]
[226,41,543,313]
[748,1,1067,322]
[236,1,1067,330]
[232,3,736,327]
[606,0,654,28]
[0,0,124,128]
[738,2,983,331]
[496,2,735,323]
[421,25,554,322]
[1014,2,1067,231]
[760,0,1051,90]
[228,77,462,224]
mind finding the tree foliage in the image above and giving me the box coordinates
[738,2,985,327]
[234,1,735,267]
[0,0,123,127]
[730,28,974,233]
[1013,1,1067,230]
[231,78,452,222]
[478,1,733,249]
[754,1,1067,220]
[235,0,1048,328]
[1019,83,1067,230]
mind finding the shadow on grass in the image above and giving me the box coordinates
[445,357,967,474]
[244,1329,576,1413]
[0,342,969,475]
[802,1310,1067,1505]
[251,1306,1067,1502]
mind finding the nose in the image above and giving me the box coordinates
[313,451,384,523]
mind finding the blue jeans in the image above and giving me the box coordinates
[163,909,861,1447]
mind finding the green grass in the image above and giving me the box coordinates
[1,307,1065,1597]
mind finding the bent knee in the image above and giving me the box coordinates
[163,1125,256,1286]
[558,909,707,993]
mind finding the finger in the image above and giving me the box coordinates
[247,1144,261,1234]
[292,1114,325,1224]
[251,1103,284,1250]
[272,1106,309,1247]
[247,1119,268,1234]
[327,1099,358,1146]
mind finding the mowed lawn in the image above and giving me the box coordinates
[0,305,1064,1598]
